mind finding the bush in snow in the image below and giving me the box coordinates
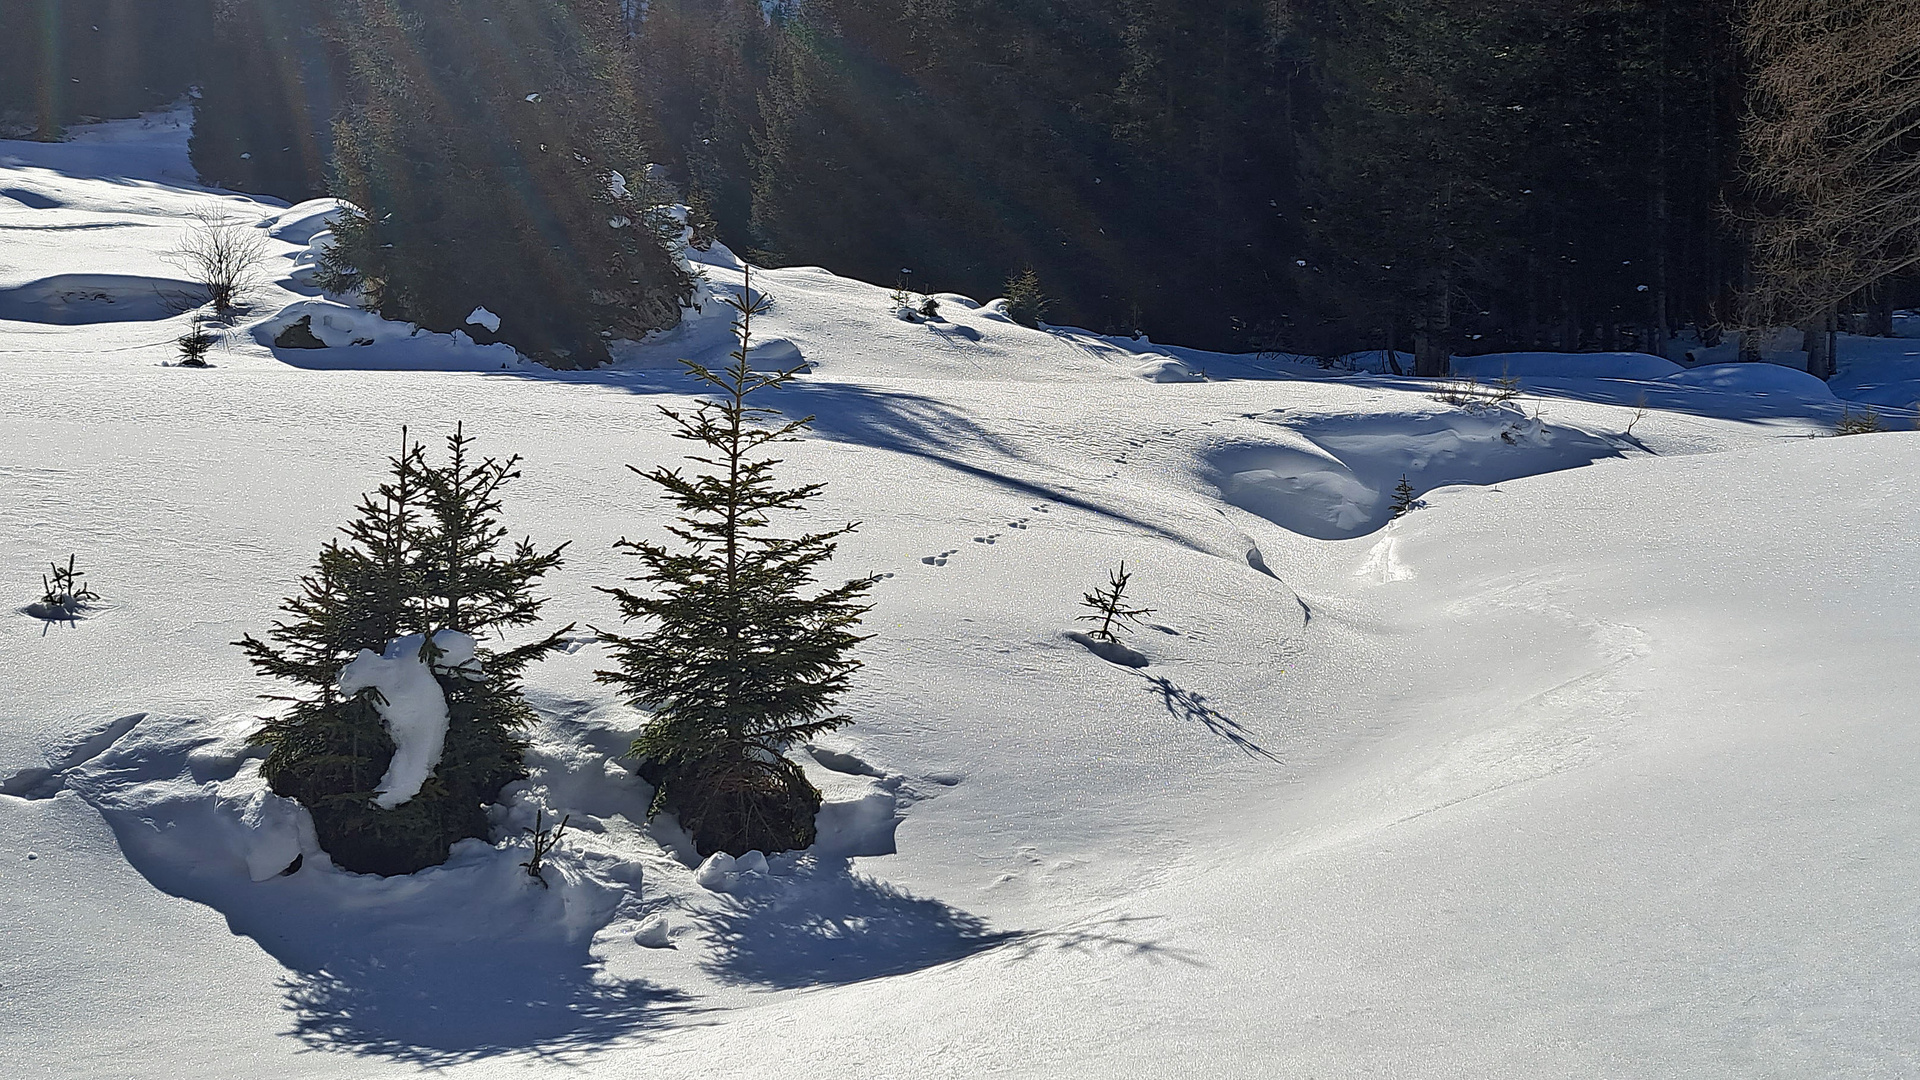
[163,208,272,317]
[316,0,691,368]
[239,425,572,876]
[597,267,876,858]
[1834,407,1885,436]
[1003,267,1053,329]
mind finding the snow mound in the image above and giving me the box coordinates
[255,199,346,246]
[1452,351,1682,381]
[466,306,502,333]
[1662,363,1835,399]
[1133,354,1206,383]
[1064,630,1150,668]
[0,274,201,324]
[747,337,805,369]
[337,630,480,810]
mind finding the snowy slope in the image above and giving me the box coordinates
[3,111,1918,1079]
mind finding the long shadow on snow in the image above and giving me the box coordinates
[61,714,694,1066]
[699,855,1019,989]
[1361,372,1904,425]
[476,363,1209,550]
[777,381,1208,551]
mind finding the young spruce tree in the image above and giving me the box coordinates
[598,267,874,858]
[241,426,570,876]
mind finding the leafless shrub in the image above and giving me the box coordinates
[1738,0,1920,340]
[165,208,272,316]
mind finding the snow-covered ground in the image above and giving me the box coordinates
[4,111,1918,1079]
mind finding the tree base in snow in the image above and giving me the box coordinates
[654,755,822,859]
[256,693,526,877]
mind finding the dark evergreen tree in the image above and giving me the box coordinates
[317,0,692,367]
[241,426,570,876]
[188,0,344,202]
[598,269,875,858]
[1002,268,1053,329]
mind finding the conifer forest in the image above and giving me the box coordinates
[4,2,1919,1077]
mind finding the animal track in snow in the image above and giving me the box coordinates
[973,533,1001,545]
[922,549,959,567]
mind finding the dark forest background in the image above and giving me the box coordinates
[2,0,1910,362]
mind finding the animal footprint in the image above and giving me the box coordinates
[872,571,895,580]
[922,549,958,567]
[973,533,1001,545]
[1008,518,1030,530]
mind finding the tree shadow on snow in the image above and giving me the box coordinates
[61,715,696,1067]
[275,939,697,1065]
[778,382,1207,550]
[1137,673,1282,762]
[698,857,1019,990]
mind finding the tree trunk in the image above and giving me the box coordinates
[1864,281,1895,337]
[1800,305,1837,379]
[1650,2,1672,359]
[34,0,62,142]
[1413,267,1450,377]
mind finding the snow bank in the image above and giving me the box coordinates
[256,298,528,371]
[255,199,345,246]
[1661,363,1835,399]
[1829,334,1920,410]
[337,630,480,810]
[1211,405,1621,539]
[1452,351,1681,381]
[1133,354,1206,383]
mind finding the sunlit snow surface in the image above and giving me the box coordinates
[4,109,1919,1079]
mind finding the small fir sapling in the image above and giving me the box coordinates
[40,554,100,609]
[918,295,941,320]
[239,425,571,876]
[1389,475,1419,518]
[889,281,918,320]
[29,554,100,620]
[597,265,876,858]
[176,313,215,367]
[1078,561,1154,642]
[1003,267,1053,328]
[520,808,571,888]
